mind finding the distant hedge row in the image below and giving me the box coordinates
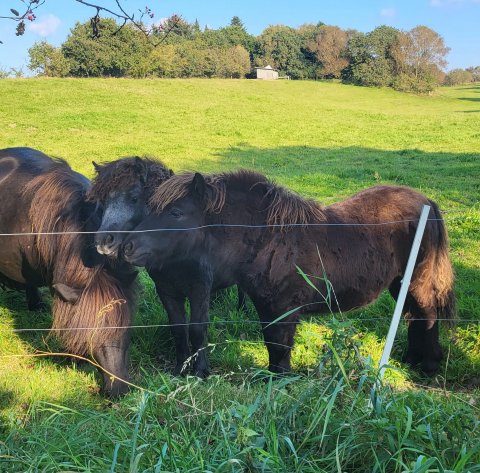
[26,15,477,93]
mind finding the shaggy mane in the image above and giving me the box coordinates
[150,169,326,227]
[23,159,87,270]
[87,156,172,203]
[22,159,135,353]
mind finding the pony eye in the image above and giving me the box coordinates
[131,196,139,204]
[170,208,183,218]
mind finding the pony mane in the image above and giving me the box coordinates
[150,169,326,227]
[22,159,89,271]
[52,267,136,355]
[22,158,137,353]
[87,156,172,203]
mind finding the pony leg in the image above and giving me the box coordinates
[158,291,190,376]
[390,277,443,374]
[389,278,423,366]
[406,300,443,375]
[26,285,46,311]
[404,319,424,366]
[422,319,442,375]
[260,312,298,374]
[189,282,211,379]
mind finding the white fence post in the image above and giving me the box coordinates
[377,204,431,381]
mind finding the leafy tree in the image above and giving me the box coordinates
[444,68,474,86]
[344,26,400,87]
[296,23,326,79]
[154,15,194,44]
[28,41,70,77]
[198,23,255,56]
[147,45,178,78]
[0,67,10,78]
[297,22,325,43]
[307,25,349,78]
[257,25,307,79]
[193,19,201,34]
[466,66,480,82]
[169,42,212,77]
[62,19,152,77]
[219,45,251,78]
[392,26,449,92]
[230,16,244,28]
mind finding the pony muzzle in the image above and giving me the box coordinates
[121,239,150,267]
[95,232,121,257]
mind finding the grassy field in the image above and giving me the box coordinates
[0,78,479,472]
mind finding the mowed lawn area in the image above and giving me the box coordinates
[0,79,479,472]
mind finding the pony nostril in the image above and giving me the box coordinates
[124,241,134,256]
[105,234,114,246]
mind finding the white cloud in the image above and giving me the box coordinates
[380,7,396,17]
[28,14,61,37]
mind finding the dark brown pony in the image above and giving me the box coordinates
[122,170,455,376]
[87,157,246,377]
[0,148,137,397]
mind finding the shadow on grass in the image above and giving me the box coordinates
[206,146,480,209]
[0,287,59,350]
[457,86,480,91]
[0,287,102,402]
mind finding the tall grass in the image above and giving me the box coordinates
[1,321,479,472]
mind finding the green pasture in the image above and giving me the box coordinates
[0,78,479,472]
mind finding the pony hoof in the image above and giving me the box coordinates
[268,365,291,377]
[193,368,209,379]
[421,359,440,377]
[173,364,188,377]
[102,381,130,399]
[28,301,48,312]
[402,352,422,367]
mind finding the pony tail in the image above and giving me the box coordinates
[429,200,456,327]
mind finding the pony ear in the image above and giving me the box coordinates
[92,161,101,173]
[134,157,148,184]
[191,172,206,199]
[52,283,83,304]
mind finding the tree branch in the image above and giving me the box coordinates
[1,1,180,45]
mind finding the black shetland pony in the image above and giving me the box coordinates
[88,158,246,378]
[0,148,137,397]
[122,170,455,376]
[87,156,173,257]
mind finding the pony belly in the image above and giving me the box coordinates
[0,252,26,285]
[334,286,383,313]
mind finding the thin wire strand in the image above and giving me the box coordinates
[1,340,478,414]
[0,317,477,334]
[0,216,478,237]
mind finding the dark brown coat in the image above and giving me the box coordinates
[124,170,455,375]
[0,147,137,397]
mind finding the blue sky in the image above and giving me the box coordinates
[1,0,479,72]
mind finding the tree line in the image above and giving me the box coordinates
[23,15,479,92]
